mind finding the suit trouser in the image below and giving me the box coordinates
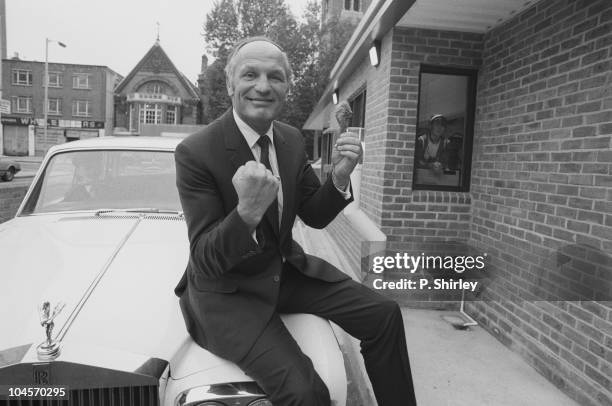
[236,263,418,406]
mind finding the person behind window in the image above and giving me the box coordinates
[63,156,103,201]
[415,113,449,174]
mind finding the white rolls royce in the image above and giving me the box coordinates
[0,136,347,406]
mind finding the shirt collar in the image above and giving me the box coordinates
[233,109,274,149]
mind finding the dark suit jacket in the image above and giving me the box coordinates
[174,109,352,362]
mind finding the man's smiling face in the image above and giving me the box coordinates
[227,40,289,134]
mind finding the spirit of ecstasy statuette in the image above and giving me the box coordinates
[37,301,65,360]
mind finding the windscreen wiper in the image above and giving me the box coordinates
[94,208,183,216]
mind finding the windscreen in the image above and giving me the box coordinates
[22,150,180,214]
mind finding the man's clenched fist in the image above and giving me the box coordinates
[233,160,280,231]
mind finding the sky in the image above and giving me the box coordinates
[6,0,312,83]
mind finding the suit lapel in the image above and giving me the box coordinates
[223,109,255,173]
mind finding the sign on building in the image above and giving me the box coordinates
[1,117,35,126]
[0,99,10,114]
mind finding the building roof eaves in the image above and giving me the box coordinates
[3,58,121,73]
[303,0,415,130]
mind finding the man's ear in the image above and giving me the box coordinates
[226,76,234,97]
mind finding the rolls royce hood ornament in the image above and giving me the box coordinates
[36,301,65,360]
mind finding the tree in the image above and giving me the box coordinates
[200,60,232,123]
[204,0,240,61]
[201,0,356,130]
[315,16,356,101]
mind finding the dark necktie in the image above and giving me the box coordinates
[257,135,279,233]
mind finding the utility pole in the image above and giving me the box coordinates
[0,0,6,156]
[43,38,66,150]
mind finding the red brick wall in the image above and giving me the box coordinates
[2,60,111,123]
[466,1,612,405]
[382,27,483,244]
[328,27,484,299]
[357,29,395,226]
[324,0,611,403]
[334,26,483,242]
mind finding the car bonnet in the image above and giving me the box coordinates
[0,213,189,362]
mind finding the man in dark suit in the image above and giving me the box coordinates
[174,36,417,405]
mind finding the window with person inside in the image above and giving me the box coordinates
[413,67,476,191]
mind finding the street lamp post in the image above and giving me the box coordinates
[43,38,66,147]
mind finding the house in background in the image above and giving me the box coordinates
[113,40,203,136]
[1,57,121,156]
[304,0,612,405]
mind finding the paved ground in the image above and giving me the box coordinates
[405,309,578,406]
[0,176,32,190]
[294,220,579,406]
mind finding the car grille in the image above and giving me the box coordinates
[7,385,159,406]
[0,353,167,406]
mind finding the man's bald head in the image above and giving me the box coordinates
[224,36,292,88]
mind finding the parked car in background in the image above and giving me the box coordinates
[0,137,347,405]
[0,157,21,181]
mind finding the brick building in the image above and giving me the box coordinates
[1,57,122,156]
[113,41,202,135]
[304,0,612,404]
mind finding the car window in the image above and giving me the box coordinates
[22,150,181,214]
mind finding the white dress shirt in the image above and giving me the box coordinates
[233,109,284,224]
[232,109,351,236]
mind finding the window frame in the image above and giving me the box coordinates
[14,96,33,113]
[72,100,91,117]
[348,88,366,129]
[149,84,163,94]
[48,98,62,115]
[165,105,177,124]
[412,64,477,192]
[12,69,33,86]
[139,103,162,125]
[72,73,91,89]
[47,72,63,88]
[319,129,335,180]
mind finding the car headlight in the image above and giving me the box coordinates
[176,382,269,406]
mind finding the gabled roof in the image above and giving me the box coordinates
[114,42,199,99]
